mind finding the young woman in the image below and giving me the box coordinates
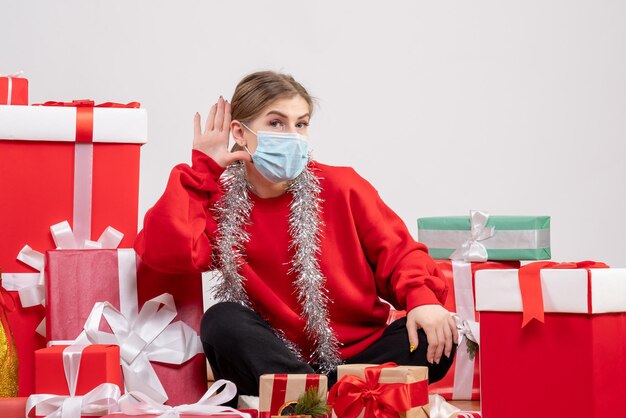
[134,71,458,397]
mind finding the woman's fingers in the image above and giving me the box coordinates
[205,103,217,133]
[406,318,419,354]
[425,327,438,364]
[214,97,225,132]
[224,150,252,165]
[449,315,459,345]
[222,100,232,132]
[443,319,453,359]
[193,112,202,141]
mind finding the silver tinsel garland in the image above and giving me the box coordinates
[212,161,342,373]
[213,162,252,306]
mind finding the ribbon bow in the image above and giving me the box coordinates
[450,210,495,262]
[519,260,610,327]
[1,221,123,336]
[452,314,480,346]
[117,380,251,418]
[26,345,121,418]
[74,293,204,404]
[328,363,428,418]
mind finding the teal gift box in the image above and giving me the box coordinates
[417,213,551,261]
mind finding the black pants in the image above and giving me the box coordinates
[200,302,456,397]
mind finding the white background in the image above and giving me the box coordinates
[3,1,625,265]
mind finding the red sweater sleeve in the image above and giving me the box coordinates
[134,150,225,273]
[347,169,448,311]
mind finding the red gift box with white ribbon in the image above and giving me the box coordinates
[0,100,147,396]
[475,262,626,418]
[28,344,122,418]
[0,73,28,105]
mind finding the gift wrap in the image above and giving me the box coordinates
[45,248,206,406]
[417,215,550,260]
[0,74,28,105]
[0,101,146,396]
[429,260,518,400]
[475,262,626,418]
[259,374,327,418]
[30,344,122,418]
[330,363,429,418]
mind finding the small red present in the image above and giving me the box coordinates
[475,261,626,418]
[28,344,122,418]
[329,363,429,418]
[259,374,327,418]
[0,100,146,396]
[0,73,28,105]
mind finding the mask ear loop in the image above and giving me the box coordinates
[240,122,256,163]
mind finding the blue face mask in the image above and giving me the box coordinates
[242,124,309,183]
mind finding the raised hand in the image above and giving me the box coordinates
[193,96,252,168]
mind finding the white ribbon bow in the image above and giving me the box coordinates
[452,314,480,346]
[26,345,122,418]
[74,293,204,404]
[1,221,123,336]
[450,210,495,262]
[118,379,251,418]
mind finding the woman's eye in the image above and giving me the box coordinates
[269,120,283,128]
[296,121,309,129]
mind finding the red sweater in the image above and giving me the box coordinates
[135,150,448,360]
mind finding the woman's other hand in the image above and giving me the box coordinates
[193,96,252,167]
[406,304,459,364]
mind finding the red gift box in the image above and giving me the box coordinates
[0,101,146,396]
[428,260,519,401]
[35,345,122,394]
[0,74,28,105]
[45,248,207,406]
[30,344,122,418]
[475,263,626,418]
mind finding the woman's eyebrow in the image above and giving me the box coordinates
[265,110,310,119]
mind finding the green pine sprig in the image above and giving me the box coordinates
[290,387,330,417]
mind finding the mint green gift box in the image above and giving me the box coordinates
[417,215,551,261]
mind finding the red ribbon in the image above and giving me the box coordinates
[33,100,140,143]
[519,261,609,327]
[328,363,428,418]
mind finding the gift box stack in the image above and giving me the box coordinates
[0,74,217,417]
[417,211,626,418]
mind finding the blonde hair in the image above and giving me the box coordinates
[230,71,314,151]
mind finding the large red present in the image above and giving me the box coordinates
[428,260,519,400]
[28,344,122,418]
[0,73,28,105]
[45,248,207,406]
[0,101,146,396]
[475,262,626,418]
